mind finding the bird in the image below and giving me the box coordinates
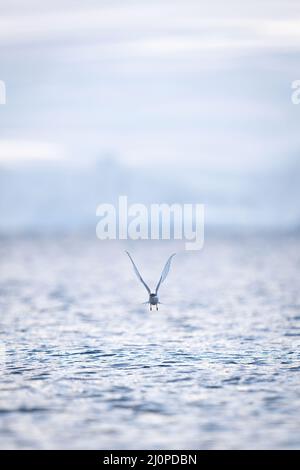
[125,251,176,310]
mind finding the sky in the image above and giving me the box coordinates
[0,0,299,231]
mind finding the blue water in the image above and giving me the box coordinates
[0,234,300,449]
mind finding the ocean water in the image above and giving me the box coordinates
[0,234,300,449]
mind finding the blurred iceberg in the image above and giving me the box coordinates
[0,155,299,233]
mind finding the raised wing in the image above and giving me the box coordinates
[155,253,176,294]
[125,251,151,294]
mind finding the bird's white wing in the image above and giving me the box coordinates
[155,253,176,294]
[125,251,151,294]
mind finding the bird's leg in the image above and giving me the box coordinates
[156,304,158,311]
[150,305,152,311]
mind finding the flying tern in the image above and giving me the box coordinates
[125,251,176,310]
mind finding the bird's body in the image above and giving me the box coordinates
[149,293,159,310]
[125,251,176,311]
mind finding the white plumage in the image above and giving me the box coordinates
[125,251,176,310]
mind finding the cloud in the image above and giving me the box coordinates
[0,140,65,165]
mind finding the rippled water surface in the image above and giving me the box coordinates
[1,234,300,449]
